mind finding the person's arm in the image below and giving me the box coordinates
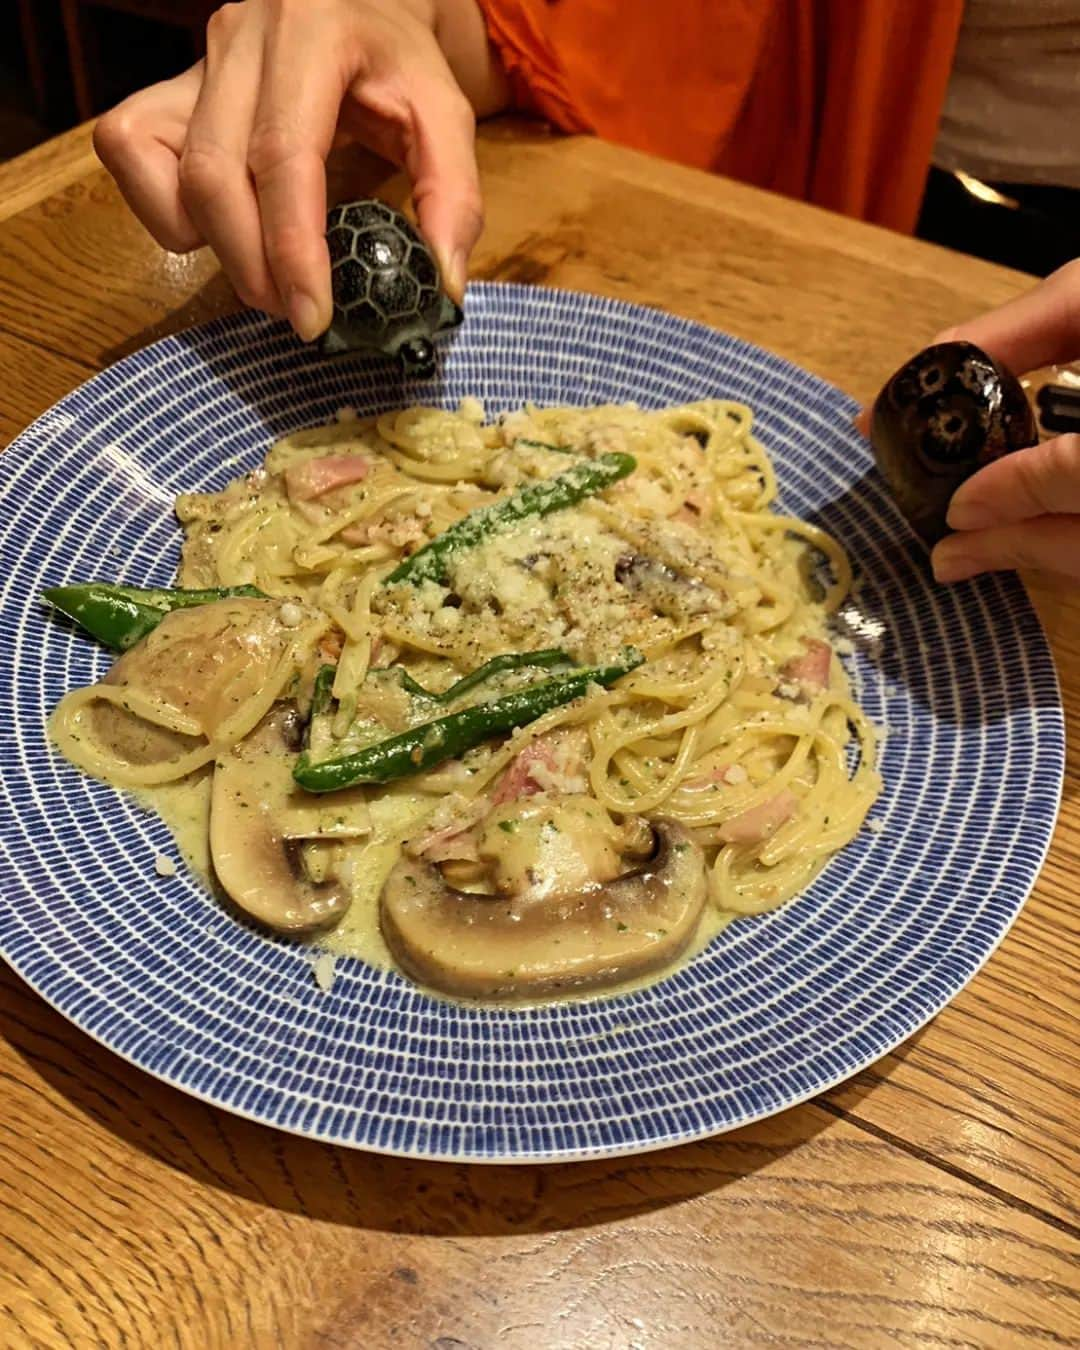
[93,0,509,340]
[928,260,1080,583]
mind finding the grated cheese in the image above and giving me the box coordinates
[313,951,337,991]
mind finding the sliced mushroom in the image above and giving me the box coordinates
[380,819,707,1000]
[210,707,370,934]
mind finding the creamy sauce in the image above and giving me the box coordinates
[133,772,425,972]
[595,904,733,1006]
[317,787,435,969]
[134,772,214,881]
[128,770,733,1006]
[45,399,881,1004]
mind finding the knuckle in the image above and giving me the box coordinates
[1053,431,1080,464]
[229,264,270,308]
[1057,257,1080,290]
[462,181,483,220]
[1056,260,1080,329]
[1005,534,1041,571]
[178,144,229,199]
[232,280,260,309]
[1015,446,1057,515]
[247,123,300,177]
[93,107,138,166]
[206,2,243,45]
[263,222,309,273]
[433,79,477,140]
[1030,433,1080,508]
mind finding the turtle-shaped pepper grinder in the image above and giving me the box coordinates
[321,199,463,378]
[870,340,1037,544]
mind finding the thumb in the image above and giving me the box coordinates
[352,64,483,305]
[402,75,483,304]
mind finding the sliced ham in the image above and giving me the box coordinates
[318,640,343,667]
[719,790,797,845]
[782,638,831,692]
[285,454,371,502]
[492,740,559,806]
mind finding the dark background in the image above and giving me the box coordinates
[5,0,1078,278]
[4,0,209,157]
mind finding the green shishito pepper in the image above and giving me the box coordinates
[294,648,643,792]
[42,581,266,651]
[310,663,337,717]
[384,451,636,587]
[398,648,572,704]
[305,663,338,756]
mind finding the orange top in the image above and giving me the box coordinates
[476,0,965,233]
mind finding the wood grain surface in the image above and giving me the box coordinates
[1,120,1077,1349]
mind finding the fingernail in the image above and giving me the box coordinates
[932,546,976,584]
[445,249,467,305]
[946,498,994,531]
[289,288,326,344]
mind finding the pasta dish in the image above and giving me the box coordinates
[48,399,881,1001]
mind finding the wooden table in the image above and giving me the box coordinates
[1,119,1077,1349]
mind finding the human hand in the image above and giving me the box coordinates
[858,260,1080,583]
[93,0,497,341]
[928,260,1080,583]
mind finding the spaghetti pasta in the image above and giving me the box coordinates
[48,398,881,992]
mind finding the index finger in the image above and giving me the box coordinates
[934,259,1080,375]
[247,27,347,341]
[401,72,483,303]
[94,64,205,254]
[345,41,483,303]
